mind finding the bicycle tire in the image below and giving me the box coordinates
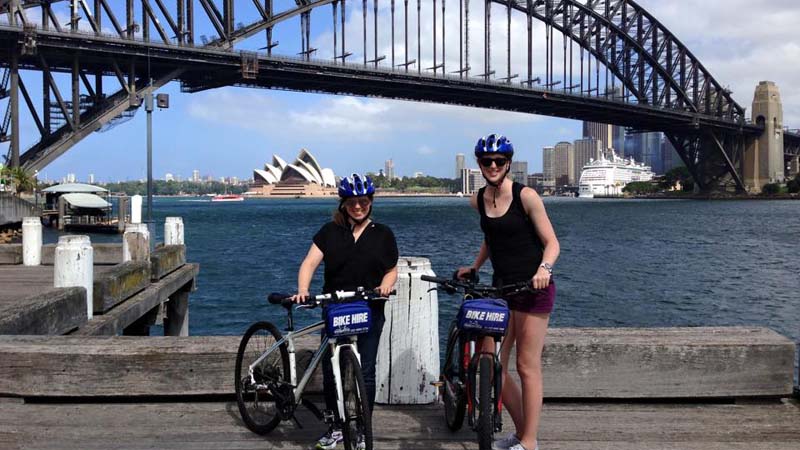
[476,356,494,450]
[339,347,373,450]
[443,321,466,431]
[235,321,289,435]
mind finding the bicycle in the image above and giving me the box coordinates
[234,287,393,450]
[422,272,534,450]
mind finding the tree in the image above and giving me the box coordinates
[762,183,781,195]
[0,166,36,194]
[622,181,659,195]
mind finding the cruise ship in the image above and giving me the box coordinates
[578,151,654,198]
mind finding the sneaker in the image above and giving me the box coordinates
[315,426,343,450]
[356,433,366,450]
[493,433,521,450]
[508,442,539,450]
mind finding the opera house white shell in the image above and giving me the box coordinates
[253,149,336,187]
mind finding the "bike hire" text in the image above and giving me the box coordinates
[333,312,369,327]
[465,310,506,322]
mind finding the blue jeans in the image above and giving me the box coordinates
[322,305,385,415]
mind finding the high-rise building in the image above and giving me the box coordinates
[87,174,95,184]
[165,173,174,182]
[527,173,544,191]
[573,138,603,183]
[542,146,555,189]
[662,137,683,173]
[231,176,240,185]
[461,168,486,194]
[384,159,395,180]
[626,132,664,173]
[413,171,424,178]
[455,153,465,178]
[554,141,575,186]
[192,170,200,183]
[583,121,625,154]
[510,161,528,185]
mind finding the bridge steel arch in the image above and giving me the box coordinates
[0,0,781,192]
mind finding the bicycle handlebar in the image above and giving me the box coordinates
[420,274,534,297]
[267,289,396,309]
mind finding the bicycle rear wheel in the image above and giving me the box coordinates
[476,356,494,450]
[235,321,289,435]
[339,347,373,450]
[443,321,466,431]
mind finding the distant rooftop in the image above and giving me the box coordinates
[41,183,108,194]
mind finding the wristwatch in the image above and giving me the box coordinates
[539,262,553,274]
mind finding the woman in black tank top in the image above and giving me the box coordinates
[457,134,560,450]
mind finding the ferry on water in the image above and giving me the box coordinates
[578,151,654,198]
[211,194,245,202]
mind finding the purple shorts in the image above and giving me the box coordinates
[504,280,556,314]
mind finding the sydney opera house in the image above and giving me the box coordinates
[249,149,338,197]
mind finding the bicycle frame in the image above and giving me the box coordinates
[246,319,361,422]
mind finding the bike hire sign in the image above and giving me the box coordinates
[457,299,509,334]
[326,301,372,337]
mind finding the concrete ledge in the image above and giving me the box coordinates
[150,245,185,281]
[0,244,21,264]
[42,243,122,265]
[0,327,792,399]
[92,261,150,313]
[0,287,86,335]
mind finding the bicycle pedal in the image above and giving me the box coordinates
[430,381,445,387]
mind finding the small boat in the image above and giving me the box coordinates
[211,194,244,202]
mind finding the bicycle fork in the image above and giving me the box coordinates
[465,339,503,432]
[330,337,362,423]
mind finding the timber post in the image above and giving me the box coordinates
[22,217,41,266]
[123,223,150,263]
[54,235,94,319]
[164,217,184,245]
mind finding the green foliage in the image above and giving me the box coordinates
[0,166,36,194]
[101,180,247,196]
[787,178,800,194]
[370,174,460,193]
[622,181,659,195]
[761,183,781,195]
[660,166,694,191]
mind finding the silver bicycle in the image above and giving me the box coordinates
[234,288,391,450]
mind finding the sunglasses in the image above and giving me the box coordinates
[479,157,509,168]
[344,197,372,208]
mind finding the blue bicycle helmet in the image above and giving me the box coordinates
[474,133,514,157]
[338,173,375,198]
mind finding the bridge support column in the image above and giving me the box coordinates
[789,156,799,178]
[744,81,784,192]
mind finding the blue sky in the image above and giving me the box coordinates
[5,0,800,182]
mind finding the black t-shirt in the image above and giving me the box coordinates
[313,221,399,296]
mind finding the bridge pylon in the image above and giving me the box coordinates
[744,81,785,192]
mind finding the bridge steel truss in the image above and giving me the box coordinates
[0,0,768,191]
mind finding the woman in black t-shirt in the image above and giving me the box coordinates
[291,173,398,450]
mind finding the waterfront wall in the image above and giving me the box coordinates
[0,193,40,227]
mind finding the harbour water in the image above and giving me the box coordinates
[44,196,800,353]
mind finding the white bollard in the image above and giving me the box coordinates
[22,217,42,266]
[376,257,440,404]
[164,217,184,245]
[123,223,150,262]
[54,235,94,319]
[131,195,142,224]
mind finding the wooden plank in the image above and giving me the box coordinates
[150,245,186,281]
[73,264,199,336]
[0,287,86,335]
[516,327,797,398]
[0,244,21,264]
[0,401,798,449]
[0,334,321,397]
[92,261,150,313]
[41,243,123,265]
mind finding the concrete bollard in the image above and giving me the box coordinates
[123,223,150,262]
[164,217,184,245]
[376,256,440,405]
[117,196,129,233]
[54,235,94,319]
[22,217,42,266]
[131,195,142,224]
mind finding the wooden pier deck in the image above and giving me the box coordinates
[1,398,798,449]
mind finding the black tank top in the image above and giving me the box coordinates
[478,182,544,285]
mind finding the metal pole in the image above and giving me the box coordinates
[145,92,154,226]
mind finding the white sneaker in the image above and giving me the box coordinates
[493,432,520,450]
[508,442,539,450]
[315,426,343,450]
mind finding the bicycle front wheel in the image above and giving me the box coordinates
[476,356,495,450]
[235,321,289,435]
[339,347,373,450]
[443,321,466,431]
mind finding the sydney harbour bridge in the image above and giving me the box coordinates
[0,0,798,193]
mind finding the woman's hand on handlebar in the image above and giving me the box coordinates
[455,266,476,280]
[375,284,394,297]
[291,291,310,304]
